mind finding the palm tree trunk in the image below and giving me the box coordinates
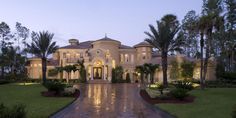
[200,32,204,89]
[42,58,47,84]
[161,51,168,87]
[60,72,63,79]
[150,73,154,84]
[203,33,212,87]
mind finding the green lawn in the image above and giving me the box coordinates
[0,84,74,118]
[157,88,236,118]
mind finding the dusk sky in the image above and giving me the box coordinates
[1,0,203,47]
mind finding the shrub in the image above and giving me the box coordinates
[232,105,236,118]
[112,66,124,83]
[0,103,26,118]
[173,80,193,91]
[221,72,236,81]
[43,81,65,93]
[112,69,117,83]
[170,88,189,100]
[215,62,225,79]
[63,87,78,97]
[181,61,195,80]
[125,73,131,83]
[157,83,165,95]
[0,80,12,85]
[170,60,180,80]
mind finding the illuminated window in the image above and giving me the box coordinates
[142,53,146,60]
[112,60,116,68]
[94,60,102,66]
[142,47,146,51]
[120,54,124,63]
[105,50,110,59]
[125,54,129,62]
[76,53,80,58]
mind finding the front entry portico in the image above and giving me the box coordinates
[89,59,111,81]
[93,67,102,79]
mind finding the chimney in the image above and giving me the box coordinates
[69,39,79,45]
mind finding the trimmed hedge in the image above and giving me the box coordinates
[43,81,65,93]
[0,80,12,85]
[170,88,189,100]
[220,72,236,81]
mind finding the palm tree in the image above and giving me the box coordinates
[143,63,159,84]
[197,16,208,89]
[145,14,185,87]
[27,31,58,84]
[77,59,87,83]
[199,0,223,89]
[63,65,78,83]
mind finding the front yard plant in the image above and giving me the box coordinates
[0,84,74,118]
[0,103,26,118]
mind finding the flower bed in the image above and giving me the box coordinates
[140,89,195,104]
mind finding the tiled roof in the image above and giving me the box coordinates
[59,41,94,49]
[96,36,120,43]
[134,41,152,48]
[119,45,134,49]
[47,58,59,66]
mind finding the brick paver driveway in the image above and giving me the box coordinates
[51,84,173,118]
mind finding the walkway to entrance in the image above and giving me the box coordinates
[51,84,173,118]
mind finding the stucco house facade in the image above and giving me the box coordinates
[26,36,216,83]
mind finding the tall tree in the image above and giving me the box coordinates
[201,0,223,86]
[15,22,29,52]
[0,22,13,79]
[182,10,199,57]
[27,31,58,83]
[145,14,185,87]
[225,0,236,71]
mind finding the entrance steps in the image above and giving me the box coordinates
[88,79,110,84]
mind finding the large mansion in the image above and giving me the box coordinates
[26,36,216,82]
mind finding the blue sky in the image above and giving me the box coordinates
[0,0,203,46]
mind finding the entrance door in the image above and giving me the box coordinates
[93,67,102,79]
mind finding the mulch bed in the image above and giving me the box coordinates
[41,90,80,98]
[140,90,195,105]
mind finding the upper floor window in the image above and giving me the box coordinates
[120,54,124,63]
[125,54,129,62]
[63,53,66,58]
[142,47,146,51]
[142,52,146,60]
